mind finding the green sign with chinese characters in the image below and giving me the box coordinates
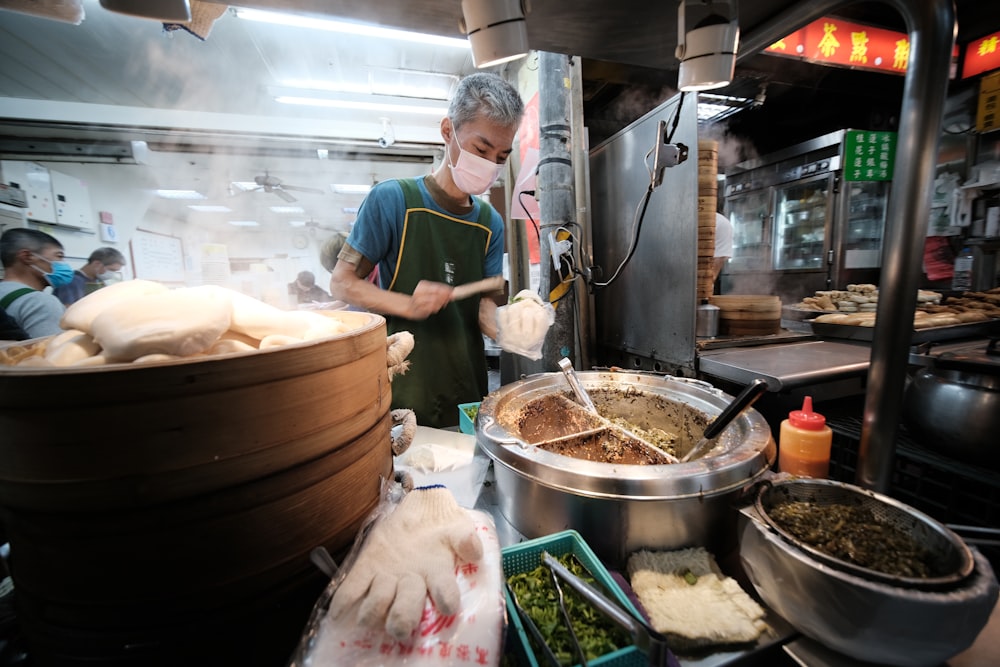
[843,129,897,181]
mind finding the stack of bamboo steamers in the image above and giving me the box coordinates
[697,139,719,301]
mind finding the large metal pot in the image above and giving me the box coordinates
[902,339,1000,469]
[738,479,998,666]
[476,371,775,566]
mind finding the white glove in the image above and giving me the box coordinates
[495,290,555,360]
[328,485,483,641]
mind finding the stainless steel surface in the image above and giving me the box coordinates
[696,302,720,338]
[855,0,957,493]
[755,479,975,590]
[696,329,813,351]
[902,353,1000,470]
[589,93,699,374]
[810,319,1000,345]
[476,371,775,566]
[681,378,769,463]
[739,504,999,667]
[698,341,870,391]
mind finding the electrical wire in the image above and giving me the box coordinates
[590,92,686,291]
[518,190,541,243]
[590,185,654,289]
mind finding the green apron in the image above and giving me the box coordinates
[386,178,495,428]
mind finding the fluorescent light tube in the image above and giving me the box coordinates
[234,8,470,49]
[273,96,447,115]
[156,189,206,200]
[188,205,232,212]
[331,184,372,195]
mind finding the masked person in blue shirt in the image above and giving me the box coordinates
[0,228,70,339]
[53,246,127,306]
[329,73,524,428]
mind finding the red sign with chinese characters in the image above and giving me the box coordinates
[962,31,1000,79]
[766,17,914,74]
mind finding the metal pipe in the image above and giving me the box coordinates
[538,51,579,370]
[739,1,957,492]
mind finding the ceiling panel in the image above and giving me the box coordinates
[0,0,995,231]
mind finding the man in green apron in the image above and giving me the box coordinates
[330,73,524,428]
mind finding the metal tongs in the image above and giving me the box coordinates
[505,580,562,667]
[541,552,673,667]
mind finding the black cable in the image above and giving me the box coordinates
[518,190,541,243]
[590,93,684,291]
[591,184,654,290]
[665,92,685,143]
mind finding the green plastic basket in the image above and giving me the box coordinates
[458,402,480,435]
[502,530,646,667]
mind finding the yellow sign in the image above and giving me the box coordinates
[978,70,1000,133]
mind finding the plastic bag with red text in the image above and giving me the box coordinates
[288,485,506,667]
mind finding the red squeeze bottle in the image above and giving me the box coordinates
[778,396,832,478]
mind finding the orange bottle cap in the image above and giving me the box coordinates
[789,396,827,430]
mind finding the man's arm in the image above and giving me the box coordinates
[329,258,453,320]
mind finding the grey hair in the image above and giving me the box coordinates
[89,246,126,266]
[447,72,525,131]
[0,228,62,268]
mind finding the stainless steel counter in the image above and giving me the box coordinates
[404,426,1000,667]
[697,340,871,391]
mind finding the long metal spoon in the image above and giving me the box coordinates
[679,378,769,463]
[558,357,598,413]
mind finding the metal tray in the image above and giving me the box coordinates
[809,318,1000,344]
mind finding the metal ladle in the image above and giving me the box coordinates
[557,358,679,464]
[680,378,770,463]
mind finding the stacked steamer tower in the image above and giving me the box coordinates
[697,139,719,302]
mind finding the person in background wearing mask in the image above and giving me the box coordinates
[0,228,70,339]
[53,246,127,306]
[330,72,524,428]
[288,270,332,304]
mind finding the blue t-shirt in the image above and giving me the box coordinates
[346,178,504,289]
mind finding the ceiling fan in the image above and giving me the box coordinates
[234,171,326,203]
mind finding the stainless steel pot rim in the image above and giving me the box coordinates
[477,371,776,498]
[491,455,770,501]
[753,478,975,590]
[916,366,1000,390]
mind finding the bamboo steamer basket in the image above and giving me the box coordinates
[0,310,393,665]
[710,295,782,335]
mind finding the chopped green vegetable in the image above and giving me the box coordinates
[507,553,630,666]
[462,404,479,421]
[681,568,698,586]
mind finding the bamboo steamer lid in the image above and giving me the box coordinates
[710,295,782,334]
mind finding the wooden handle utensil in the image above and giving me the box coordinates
[450,276,505,301]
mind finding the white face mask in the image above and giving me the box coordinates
[447,132,502,195]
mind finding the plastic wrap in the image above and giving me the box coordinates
[290,486,506,667]
[495,290,554,361]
